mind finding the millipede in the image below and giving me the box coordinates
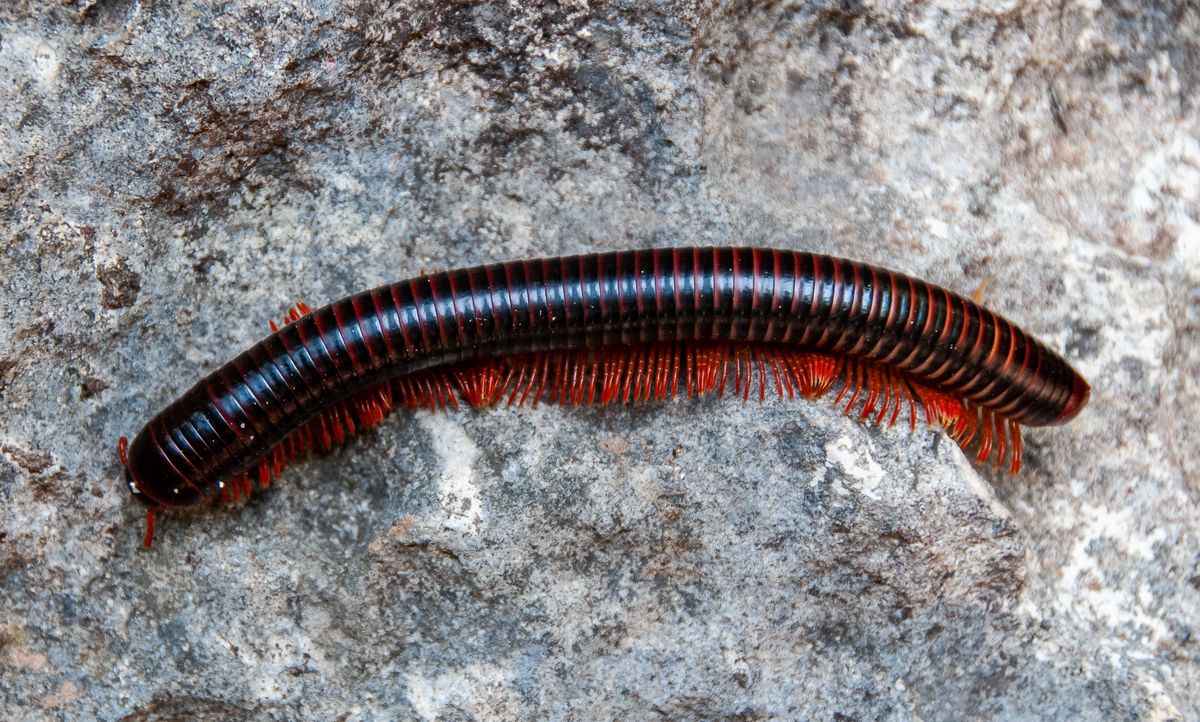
[118,246,1090,547]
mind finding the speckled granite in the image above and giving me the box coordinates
[1,1,1197,719]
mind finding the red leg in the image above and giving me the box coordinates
[142,509,156,549]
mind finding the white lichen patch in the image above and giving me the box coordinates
[251,632,329,702]
[1060,240,1169,376]
[824,435,884,500]
[418,414,485,535]
[405,661,513,720]
[1134,666,1185,722]
[0,33,59,88]
[214,621,330,704]
[1056,502,1170,644]
[406,669,458,721]
[1127,133,1200,265]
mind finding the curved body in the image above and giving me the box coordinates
[123,247,1089,510]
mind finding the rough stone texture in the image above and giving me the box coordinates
[1,1,1197,719]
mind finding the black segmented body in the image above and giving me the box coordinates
[123,246,1089,508]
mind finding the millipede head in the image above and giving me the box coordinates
[118,436,151,506]
[119,435,161,549]
[118,433,204,509]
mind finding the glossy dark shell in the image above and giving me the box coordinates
[125,247,1089,507]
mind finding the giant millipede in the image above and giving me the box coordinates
[119,246,1090,547]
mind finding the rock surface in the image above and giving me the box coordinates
[2,1,1197,719]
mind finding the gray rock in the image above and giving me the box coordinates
[1,0,1196,719]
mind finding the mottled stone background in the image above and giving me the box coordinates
[1,1,1197,720]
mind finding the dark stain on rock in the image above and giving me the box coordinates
[80,375,109,399]
[119,692,265,722]
[190,250,228,278]
[559,64,674,178]
[0,358,15,400]
[348,1,528,86]
[966,177,1000,217]
[151,74,342,216]
[135,0,694,217]
[97,257,141,309]
[1066,323,1101,360]
[175,154,198,176]
[0,443,54,475]
[1096,0,1200,108]
[78,0,141,28]
[349,1,683,185]
[823,0,868,38]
